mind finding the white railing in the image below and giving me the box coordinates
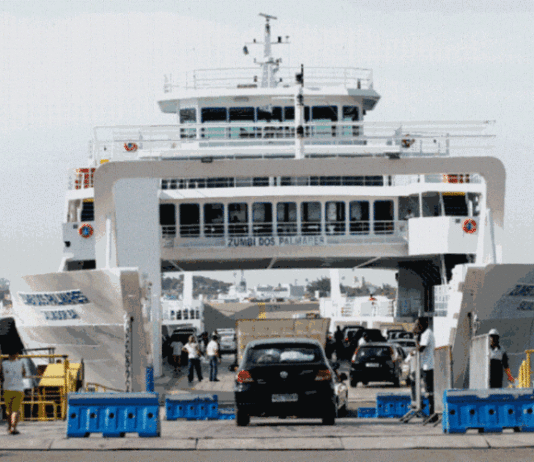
[160,220,408,246]
[91,120,494,164]
[164,67,373,91]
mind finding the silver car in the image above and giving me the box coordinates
[217,328,237,355]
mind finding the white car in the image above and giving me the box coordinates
[217,328,237,354]
[390,339,417,355]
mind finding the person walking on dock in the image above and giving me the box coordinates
[414,317,435,418]
[488,329,514,388]
[183,336,203,383]
[1,351,26,435]
[334,326,344,360]
[207,334,221,382]
[170,338,184,373]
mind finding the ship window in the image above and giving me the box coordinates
[229,107,254,121]
[160,203,176,237]
[201,107,227,122]
[342,106,360,137]
[183,309,189,320]
[257,106,283,122]
[399,196,419,220]
[207,177,234,188]
[81,201,94,222]
[301,202,321,235]
[349,201,369,234]
[204,203,224,237]
[442,193,468,217]
[179,203,200,237]
[373,200,394,235]
[176,310,182,320]
[284,106,310,121]
[228,203,248,236]
[342,176,364,186]
[277,202,297,236]
[325,201,345,235]
[253,203,273,236]
[422,192,441,217]
[253,177,269,186]
[180,108,196,123]
[312,106,338,121]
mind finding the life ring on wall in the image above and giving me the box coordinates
[79,223,94,238]
[124,142,138,152]
[401,136,415,149]
[462,218,477,234]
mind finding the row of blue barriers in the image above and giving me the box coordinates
[358,393,430,419]
[67,393,235,438]
[443,389,534,433]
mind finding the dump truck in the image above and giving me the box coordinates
[235,318,330,364]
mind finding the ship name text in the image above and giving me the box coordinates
[19,290,90,306]
[227,236,325,248]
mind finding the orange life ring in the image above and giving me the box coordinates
[462,219,477,234]
[79,223,94,238]
[124,142,138,152]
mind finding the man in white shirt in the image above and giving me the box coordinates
[206,334,221,382]
[415,317,435,419]
[2,351,26,435]
[183,336,203,383]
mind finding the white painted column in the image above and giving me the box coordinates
[183,272,193,306]
[113,179,162,379]
[330,269,342,317]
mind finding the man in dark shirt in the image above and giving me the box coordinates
[488,329,514,388]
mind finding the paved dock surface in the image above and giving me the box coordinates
[2,355,534,453]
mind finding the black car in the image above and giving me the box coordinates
[350,342,402,388]
[234,338,338,426]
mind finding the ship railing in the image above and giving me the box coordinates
[91,120,494,162]
[163,67,374,91]
[161,220,408,245]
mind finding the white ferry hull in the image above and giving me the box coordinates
[2,268,150,392]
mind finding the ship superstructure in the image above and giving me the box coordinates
[5,14,515,390]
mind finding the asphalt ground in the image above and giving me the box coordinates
[2,355,534,452]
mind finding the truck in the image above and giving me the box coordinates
[235,318,331,364]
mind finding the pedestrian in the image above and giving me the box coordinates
[488,328,515,388]
[207,334,221,382]
[170,337,184,373]
[1,350,26,435]
[358,332,370,347]
[414,317,436,420]
[183,335,203,383]
[334,326,344,360]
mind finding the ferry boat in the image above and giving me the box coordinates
[2,13,531,391]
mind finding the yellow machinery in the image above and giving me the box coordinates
[1,354,84,421]
[517,350,534,388]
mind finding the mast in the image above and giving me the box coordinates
[259,13,277,88]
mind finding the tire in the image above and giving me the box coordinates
[350,377,358,388]
[322,404,336,426]
[236,407,250,427]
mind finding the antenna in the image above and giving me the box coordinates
[259,13,278,21]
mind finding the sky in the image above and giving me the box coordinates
[1,0,533,289]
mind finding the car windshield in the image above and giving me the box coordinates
[248,346,322,365]
[357,346,391,359]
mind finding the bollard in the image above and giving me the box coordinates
[145,366,154,392]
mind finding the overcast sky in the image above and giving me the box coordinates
[1,0,533,288]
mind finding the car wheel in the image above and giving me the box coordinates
[236,407,250,427]
[322,404,336,425]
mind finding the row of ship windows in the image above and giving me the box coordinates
[179,105,359,124]
[169,309,200,320]
[161,176,384,190]
[160,200,395,237]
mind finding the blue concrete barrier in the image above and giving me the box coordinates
[166,394,219,421]
[443,389,534,433]
[357,407,377,418]
[67,392,160,438]
[375,393,430,418]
